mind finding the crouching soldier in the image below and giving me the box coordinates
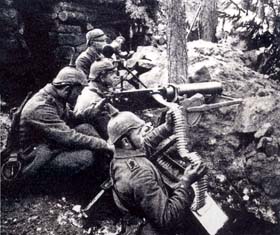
[74,58,119,140]
[18,65,114,179]
[107,110,207,235]
[76,28,107,77]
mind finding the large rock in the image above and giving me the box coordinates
[235,96,280,136]
[127,46,168,87]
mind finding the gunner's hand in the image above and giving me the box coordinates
[182,161,207,185]
[84,98,107,118]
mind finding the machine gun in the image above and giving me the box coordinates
[104,81,241,115]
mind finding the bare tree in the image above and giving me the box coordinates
[199,0,218,42]
[184,0,218,42]
[167,0,188,84]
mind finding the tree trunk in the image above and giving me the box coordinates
[167,0,188,84]
[199,0,218,42]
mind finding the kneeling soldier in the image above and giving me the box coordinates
[74,58,119,140]
[19,65,114,178]
[108,110,207,235]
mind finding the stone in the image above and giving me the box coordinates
[262,175,280,197]
[264,138,279,157]
[72,205,81,213]
[245,153,280,198]
[254,122,274,139]
[257,137,279,157]
[128,46,168,87]
[188,66,212,83]
[234,96,280,136]
[225,134,240,149]
[257,137,272,151]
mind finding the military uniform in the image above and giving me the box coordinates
[19,83,109,177]
[74,86,110,140]
[110,124,196,235]
[74,58,117,140]
[75,47,101,77]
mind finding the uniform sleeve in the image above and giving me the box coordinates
[132,167,194,230]
[29,103,108,150]
[76,55,90,76]
[74,88,102,119]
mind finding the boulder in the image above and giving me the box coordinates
[254,123,274,139]
[188,66,212,83]
[234,96,280,136]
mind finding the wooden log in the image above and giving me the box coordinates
[54,45,74,60]
[0,0,13,7]
[49,32,86,46]
[58,10,97,23]
[95,19,128,26]
[53,1,96,14]
[25,13,56,30]
[39,13,58,25]
[0,37,19,50]
[76,43,87,54]
[0,7,18,24]
[51,24,82,34]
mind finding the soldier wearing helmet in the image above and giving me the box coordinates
[18,64,114,179]
[108,110,207,235]
[75,28,107,77]
[74,58,119,139]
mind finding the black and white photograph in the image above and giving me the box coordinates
[1,0,280,234]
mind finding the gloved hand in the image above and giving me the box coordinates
[83,98,107,120]
[182,161,207,185]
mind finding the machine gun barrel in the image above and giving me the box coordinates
[177,81,222,97]
[107,82,223,111]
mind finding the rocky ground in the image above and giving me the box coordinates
[1,40,280,234]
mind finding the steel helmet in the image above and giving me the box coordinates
[89,58,115,81]
[86,29,107,46]
[107,111,145,144]
[53,66,88,87]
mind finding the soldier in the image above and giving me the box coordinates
[18,65,114,179]
[74,58,119,139]
[76,28,107,77]
[107,110,207,235]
